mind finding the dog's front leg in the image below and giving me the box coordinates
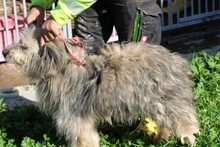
[76,119,99,147]
[56,115,99,147]
[58,117,99,147]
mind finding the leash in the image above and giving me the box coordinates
[62,37,85,66]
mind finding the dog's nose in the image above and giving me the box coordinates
[2,49,9,57]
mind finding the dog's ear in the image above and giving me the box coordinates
[31,25,41,40]
[19,25,41,41]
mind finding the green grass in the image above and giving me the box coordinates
[189,51,220,146]
[0,50,220,147]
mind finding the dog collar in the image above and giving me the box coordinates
[63,37,85,66]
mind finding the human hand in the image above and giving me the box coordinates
[25,6,45,26]
[40,16,63,47]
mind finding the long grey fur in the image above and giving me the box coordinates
[3,26,199,147]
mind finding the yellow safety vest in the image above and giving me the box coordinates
[30,0,96,26]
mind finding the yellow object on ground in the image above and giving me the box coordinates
[132,117,159,138]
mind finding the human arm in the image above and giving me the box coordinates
[25,0,55,26]
[50,0,97,26]
[26,0,97,47]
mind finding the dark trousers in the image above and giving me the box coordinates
[73,0,162,54]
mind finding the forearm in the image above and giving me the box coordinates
[51,0,96,26]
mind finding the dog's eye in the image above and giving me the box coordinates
[21,46,28,50]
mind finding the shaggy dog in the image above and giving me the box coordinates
[3,26,199,147]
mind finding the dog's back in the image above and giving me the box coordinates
[94,43,194,123]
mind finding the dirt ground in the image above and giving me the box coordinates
[0,62,27,89]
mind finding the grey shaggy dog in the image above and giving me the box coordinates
[3,26,199,147]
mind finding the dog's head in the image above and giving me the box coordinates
[3,25,87,81]
[3,25,41,66]
[3,25,86,67]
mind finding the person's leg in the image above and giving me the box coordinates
[108,0,162,45]
[106,0,136,42]
[73,6,105,55]
[91,0,114,43]
[136,0,162,45]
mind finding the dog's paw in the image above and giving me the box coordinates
[180,127,199,147]
[181,126,199,147]
[181,135,196,146]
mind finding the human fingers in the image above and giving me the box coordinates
[40,37,45,48]
[56,30,65,40]
[42,18,62,37]
[41,28,58,44]
[45,31,57,41]
[49,23,62,37]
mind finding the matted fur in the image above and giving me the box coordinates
[3,26,199,147]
